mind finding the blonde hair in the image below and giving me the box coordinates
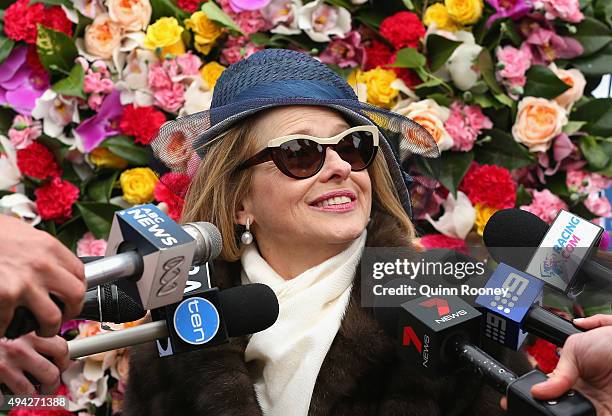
[181,113,415,261]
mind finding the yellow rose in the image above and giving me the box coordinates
[89,147,128,170]
[120,167,159,204]
[393,99,453,151]
[107,0,152,32]
[84,14,123,59]
[200,61,226,89]
[445,0,483,25]
[424,3,460,31]
[474,203,498,236]
[184,11,223,55]
[144,17,185,56]
[355,68,399,109]
[512,97,568,153]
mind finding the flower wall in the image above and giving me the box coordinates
[0,0,610,414]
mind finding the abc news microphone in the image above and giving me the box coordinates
[374,292,595,416]
[5,204,222,339]
[484,208,610,296]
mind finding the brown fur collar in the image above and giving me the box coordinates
[123,210,532,416]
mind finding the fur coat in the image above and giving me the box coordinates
[123,210,532,416]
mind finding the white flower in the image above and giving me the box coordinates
[261,0,303,35]
[115,48,158,106]
[297,0,351,42]
[179,77,213,117]
[0,193,40,226]
[426,191,475,239]
[31,89,80,144]
[62,360,109,412]
[0,135,21,190]
[392,98,453,153]
[73,0,105,19]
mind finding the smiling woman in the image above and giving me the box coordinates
[122,48,531,416]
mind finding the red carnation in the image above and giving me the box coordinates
[34,177,80,223]
[363,40,394,71]
[119,105,167,146]
[459,163,517,209]
[392,67,422,87]
[16,142,62,180]
[177,0,204,12]
[4,0,72,44]
[380,11,425,50]
[154,172,191,221]
[524,338,560,374]
[419,234,469,255]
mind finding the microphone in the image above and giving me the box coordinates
[79,283,146,323]
[474,262,584,349]
[374,294,595,415]
[68,283,279,359]
[5,204,222,339]
[483,208,609,295]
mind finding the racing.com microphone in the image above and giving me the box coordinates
[483,208,609,295]
[374,294,595,415]
[68,283,279,359]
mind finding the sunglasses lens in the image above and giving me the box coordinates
[336,130,375,170]
[277,139,324,178]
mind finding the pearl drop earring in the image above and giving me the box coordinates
[241,217,253,245]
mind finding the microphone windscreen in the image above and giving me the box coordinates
[219,283,279,337]
[101,284,147,323]
[483,208,549,269]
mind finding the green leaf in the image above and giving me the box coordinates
[30,0,73,8]
[563,120,587,134]
[36,25,78,74]
[87,171,119,203]
[402,0,415,9]
[414,77,444,89]
[52,64,85,99]
[515,184,532,207]
[438,151,474,197]
[594,0,612,27]
[524,66,571,99]
[56,217,87,252]
[388,47,426,68]
[0,35,14,65]
[150,0,188,21]
[572,42,612,76]
[426,34,462,72]
[546,173,571,197]
[580,136,610,171]
[475,129,536,170]
[477,49,513,107]
[428,93,453,107]
[500,20,522,47]
[200,1,243,35]
[353,9,385,29]
[573,17,612,57]
[76,202,122,239]
[573,98,612,136]
[100,136,150,166]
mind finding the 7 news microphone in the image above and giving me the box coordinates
[483,208,611,296]
[5,204,223,339]
[374,289,595,415]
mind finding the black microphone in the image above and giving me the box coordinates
[483,208,609,295]
[68,283,279,359]
[79,283,146,323]
[374,294,595,415]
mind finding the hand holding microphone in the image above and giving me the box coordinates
[0,215,85,338]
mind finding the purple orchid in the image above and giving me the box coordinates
[319,31,365,68]
[486,0,533,27]
[0,46,49,116]
[229,0,272,13]
[536,133,586,183]
[76,89,123,153]
[524,27,583,64]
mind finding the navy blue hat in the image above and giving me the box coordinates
[151,49,439,218]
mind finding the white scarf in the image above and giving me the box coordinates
[240,231,367,416]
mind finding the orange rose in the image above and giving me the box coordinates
[84,14,123,59]
[549,64,586,112]
[108,0,152,32]
[512,97,567,153]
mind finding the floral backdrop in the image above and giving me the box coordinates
[0,0,611,414]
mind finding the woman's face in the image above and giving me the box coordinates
[238,105,372,254]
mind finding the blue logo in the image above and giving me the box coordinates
[173,297,220,345]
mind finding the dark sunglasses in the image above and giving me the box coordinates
[239,125,379,179]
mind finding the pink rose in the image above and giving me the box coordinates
[77,232,107,257]
[154,84,185,112]
[520,189,568,224]
[584,194,612,217]
[538,0,583,23]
